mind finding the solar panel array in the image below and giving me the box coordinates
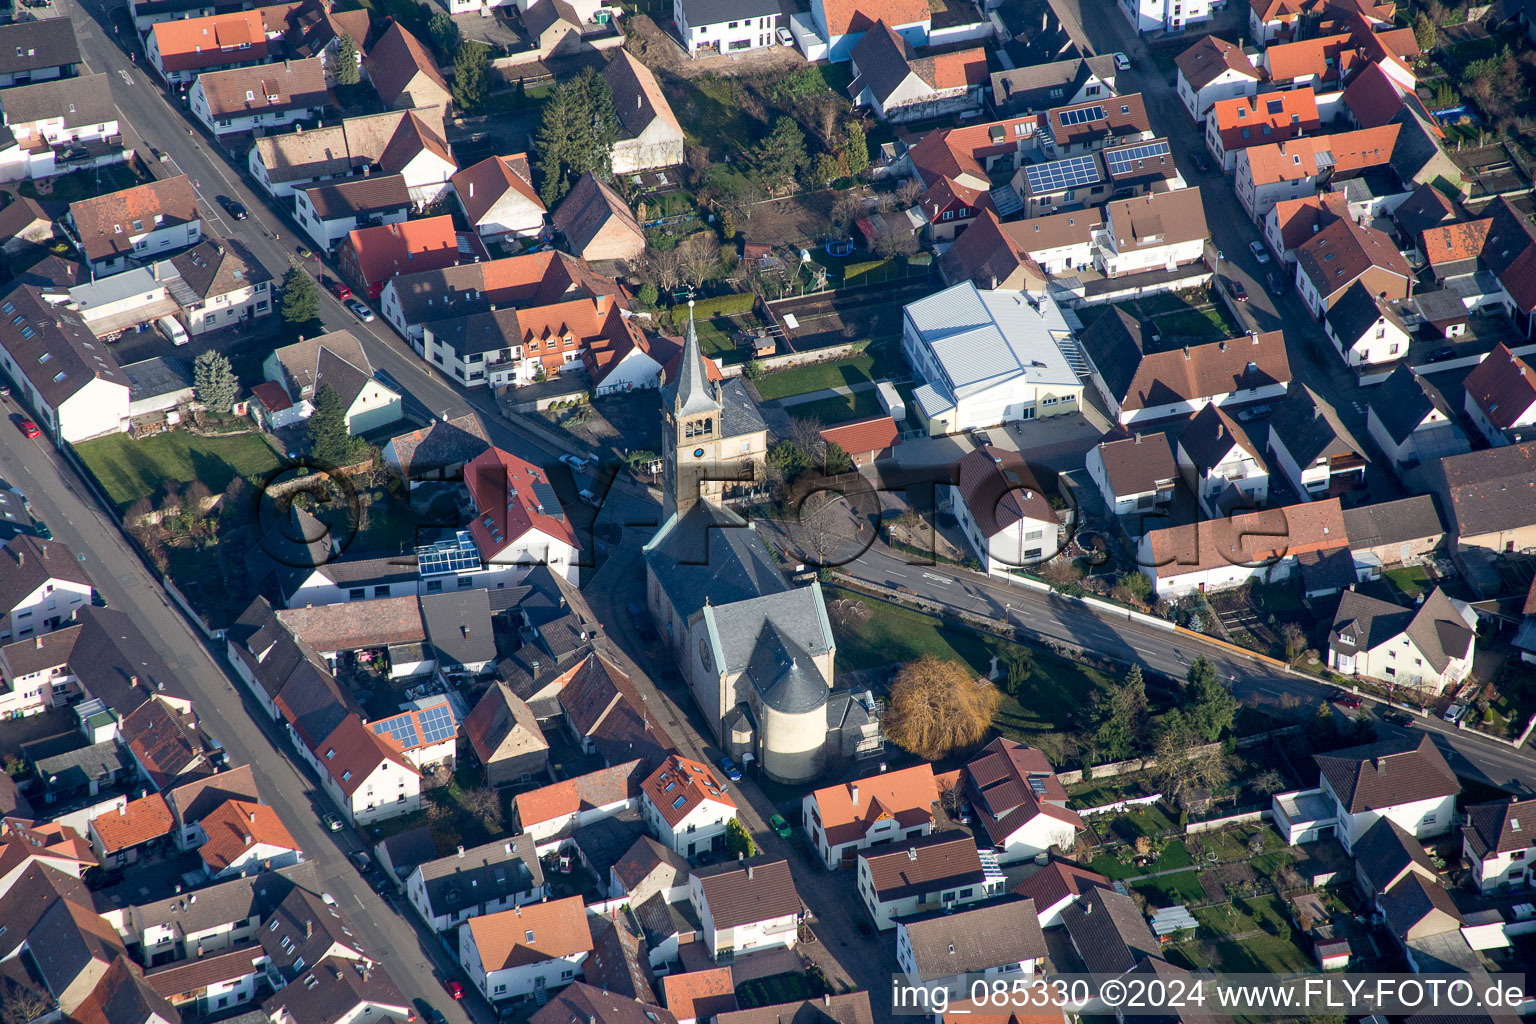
[418,703,457,743]
[1104,139,1170,177]
[530,481,564,520]
[417,531,482,577]
[374,714,420,749]
[1025,154,1101,194]
[1058,105,1105,126]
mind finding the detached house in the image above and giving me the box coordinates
[950,445,1063,574]
[1265,385,1366,500]
[365,22,451,115]
[188,58,329,137]
[689,858,801,959]
[1439,441,1536,572]
[553,172,646,262]
[0,534,96,642]
[66,175,201,278]
[1176,402,1269,517]
[459,895,592,1001]
[264,331,403,435]
[296,174,412,252]
[1463,797,1536,892]
[0,74,128,183]
[990,55,1117,116]
[452,154,546,242]
[897,898,1046,999]
[405,835,545,933]
[1096,188,1208,277]
[1086,430,1178,522]
[961,738,1080,863]
[674,0,783,56]
[639,754,737,859]
[811,0,930,62]
[1366,365,1468,470]
[1295,216,1413,317]
[1324,279,1412,367]
[1175,35,1259,121]
[1328,587,1476,696]
[197,798,302,878]
[848,21,986,123]
[603,50,684,173]
[1462,343,1536,446]
[802,763,938,869]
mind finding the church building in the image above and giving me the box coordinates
[643,307,883,783]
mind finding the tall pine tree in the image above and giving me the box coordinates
[280,266,321,328]
[535,68,619,205]
[333,34,361,86]
[306,385,351,467]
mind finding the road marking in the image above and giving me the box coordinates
[887,570,907,577]
[922,572,952,585]
[117,68,134,85]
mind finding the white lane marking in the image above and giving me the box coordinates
[117,69,134,85]
[922,572,953,585]
[887,570,907,577]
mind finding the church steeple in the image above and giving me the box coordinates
[661,301,724,523]
[664,301,722,418]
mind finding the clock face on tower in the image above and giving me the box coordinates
[693,448,705,458]
[698,638,714,672]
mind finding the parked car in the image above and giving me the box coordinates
[1229,279,1248,301]
[1267,271,1286,296]
[31,521,51,540]
[1444,703,1467,723]
[446,980,465,1001]
[1331,689,1362,710]
[769,814,792,839]
[1249,240,1270,264]
[322,813,343,832]
[349,851,373,873]
[0,384,9,397]
[1427,346,1457,362]
[777,26,793,44]
[560,454,587,469]
[17,418,39,438]
[216,195,247,220]
[1113,51,1131,70]
[716,756,743,781]
[1383,710,1415,726]
[328,278,353,302]
[345,299,375,323]
[1191,153,1210,174]
[424,1009,448,1024]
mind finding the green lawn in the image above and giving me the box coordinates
[22,164,140,204]
[785,389,884,425]
[1132,870,1206,907]
[1384,564,1433,600]
[755,352,886,400]
[75,432,283,511]
[1089,839,1192,879]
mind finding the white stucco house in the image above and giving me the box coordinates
[897,899,1046,1002]
[962,738,1082,864]
[1324,281,1413,368]
[1175,403,1269,518]
[0,535,96,642]
[295,174,412,252]
[1085,432,1178,521]
[0,286,132,443]
[1138,498,1347,598]
[405,835,545,933]
[1366,365,1470,471]
[604,50,685,174]
[802,763,938,870]
[639,754,737,859]
[314,714,423,826]
[1461,343,1536,447]
[948,445,1063,575]
[1328,588,1476,698]
[1175,35,1259,121]
[458,896,592,1002]
[1095,189,1209,277]
[674,0,783,55]
[1463,798,1536,892]
[689,859,801,960]
[188,59,328,137]
[857,831,1004,930]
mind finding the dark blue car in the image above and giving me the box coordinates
[717,757,743,781]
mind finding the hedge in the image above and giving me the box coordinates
[663,291,756,324]
[841,259,889,285]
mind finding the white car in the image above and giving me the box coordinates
[777,26,793,45]
[1249,240,1270,264]
[1443,703,1467,724]
[560,454,588,469]
[1113,52,1131,71]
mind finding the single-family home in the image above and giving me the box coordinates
[0,284,131,442]
[1011,860,1112,928]
[640,754,737,859]
[1278,734,1460,853]
[673,0,783,57]
[1096,187,1209,277]
[462,445,581,583]
[1003,210,1099,276]
[1044,93,1152,157]
[1085,430,1178,522]
[335,215,462,299]
[0,534,95,642]
[552,172,646,262]
[1295,216,1413,317]
[459,895,592,1001]
[1462,343,1536,446]
[513,760,646,845]
[146,10,279,86]
[949,445,1063,574]
[406,835,545,933]
[66,175,201,278]
[1265,385,1366,500]
[1463,797,1536,892]
[1439,441,1536,575]
[0,18,81,89]
[295,173,412,252]
[452,154,546,242]
[900,282,1083,436]
[990,55,1116,116]
[897,897,1046,999]
[1060,885,1160,974]
[1234,126,1398,223]
[264,331,403,435]
[197,798,303,878]
[0,74,128,183]
[802,763,938,869]
[380,412,490,487]
[1139,497,1348,597]
[1265,191,1349,265]
[1323,280,1412,367]
[464,682,550,786]
[962,738,1081,863]
[1328,587,1476,696]
[314,713,422,825]
[848,21,986,122]
[1122,0,1216,34]
[188,58,328,137]
[810,0,930,62]
[1366,365,1468,470]
[248,109,455,202]
[169,239,274,334]
[88,793,175,866]
[604,50,684,173]
[365,22,451,115]
[1176,402,1269,517]
[688,858,801,959]
[1078,311,1291,424]
[1206,89,1321,172]
[1353,815,1439,898]
[1175,35,1260,121]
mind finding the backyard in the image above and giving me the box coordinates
[1115,286,1243,348]
[752,338,908,402]
[74,431,283,513]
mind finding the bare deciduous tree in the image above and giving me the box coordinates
[681,232,722,287]
[648,247,684,294]
[895,179,924,206]
[884,655,1000,760]
[873,222,919,259]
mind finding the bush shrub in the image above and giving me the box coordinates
[663,291,756,324]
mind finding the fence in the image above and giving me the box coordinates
[1077,793,1163,818]
[756,342,862,372]
[1186,809,1270,834]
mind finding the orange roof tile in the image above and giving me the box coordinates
[642,754,735,828]
[1422,217,1492,267]
[1264,32,1353,83]
[197,799,299,870]
[1326,123,1400,172]
[910,47,989,90]
[1146,498,1348,577]
[90,794,174,853]
[343,215,460,286]
[316,714,416,796]
[1463,343,1536,431]
[808,763,937,846]
[1271,191,1349,252]
[465,895,592,969]
[819,0,930,38]
[1213,89,1320,152]
[465,444,580,559]
[663,968,738,1022]
[1242,135,1332,186]
[152,11,270,73]
[516,760,646,828]
[1175,35,1260,92]
[819,416,900,457]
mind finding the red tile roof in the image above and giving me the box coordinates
[819,0,930,38]
[1146,498,1347,577]
[663,967,737,1023]
[465,445,580,558]
[1012,860,1113,908]
[516,759,646,828]
[1296,216,1412,302]
[1176,35,1259,92]
[642,754,735,828]
[316,714,416,796]
[819,416,900,458]
[910,47,989,90]
[1264,32,1354,84]
[1421,217,1493,268]
[343,215,460,286]
[1463,343,1536,431]
[1212,90,1320,153]
[465,895,592,969]
[807,763,936,847]
[152,11,271,73]
[197,798,299,870]
[90,794,174,853]
[1271,191,1349,253]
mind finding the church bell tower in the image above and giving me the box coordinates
[661,302,725,522]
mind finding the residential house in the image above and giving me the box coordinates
[1138,497,1348,597]
[1342,495,1444,574]
[162,763,262,851]
[88,793,175,866]
[1353,815,1439,897]
[1101,136,1182,201]
[143,946,263,1015]
[146,9,281,86]
[363,694,460,770]
[1264,191,1350,265]
[462,445,581,583]
[901,282,1082,435]
[662,969,735,1024]
[1060,885,1160,974]
[263,330,402,434]
[0,75,127,183]
[197,798,302,878]
[1462,344,1536,446]
[0,19,81,89]
[906,113,1043,242]
[1044,93,1152,157]
[0,534,95,642]
[0,626,80,719]
[336,215,461,299]
[640,754,737,859]
[1234,126,1398,223]
[0,283,131,442]
[1005,209,1099,275]
[1175,35,1260,121]
[1095,188,1209,277]
[365,22,451,115]
[121,694,212,790]
[818,416,900,467]
[897,898,1046,999]
[513,760,646,845]
[464,682,550,786]
[295,173,412,252]
[188,58,328,136]
[66,175,201,278]
[936,211,1047,293]
[673,0,783,56]
[1206,90,1320,172]
[1463,797,1536,892]
[1078,310,1291,424]
[421,589,497,678]
[248,108,455,201]
[553,171,645,262]
[1122,0,1216,33]
[858,831,1002,930]
[1328,587,1476,696]
[949,445,1063,573]
[405,835,545,933]
[1013,151,1112,220]
[848,22,986,122]
[459,895,592,1000]
[313,713,422,825]
[284,0,370,84]
[1011,860,1112,928]
[810,0,930,62]
[608,834,689,905]
[1366,365,1468,469]
[962,738,1080,863]
[1439,441,1536,574]
[1265,385,1366,500]
[0,195,56,254]
[689,858,801,958]
[603,50,684,173]
[1176,402,1269,517]
[801,763,938,870]
[990,55,1116,116]
[1323,279,1411,367]
[1085,430,1178,522]
[261,954,410,1024]
[451,154,546,242]
[381,412,491,486]
[1295,216,1413,317]
[166,239,272,334]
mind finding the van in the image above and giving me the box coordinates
[157,315,189,347]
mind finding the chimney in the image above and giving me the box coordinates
[305,919,313,938]
[458,845,465,858]
[907,847,918,861]
[130,675,139,688]
[747,864,754,880]
[244,832,253,846]
[850,784,859,806]
[15,552,21,567]
[469,182,474,198]
[34,636,42,650]
[595,292,611,316]
[119,802,126,816]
